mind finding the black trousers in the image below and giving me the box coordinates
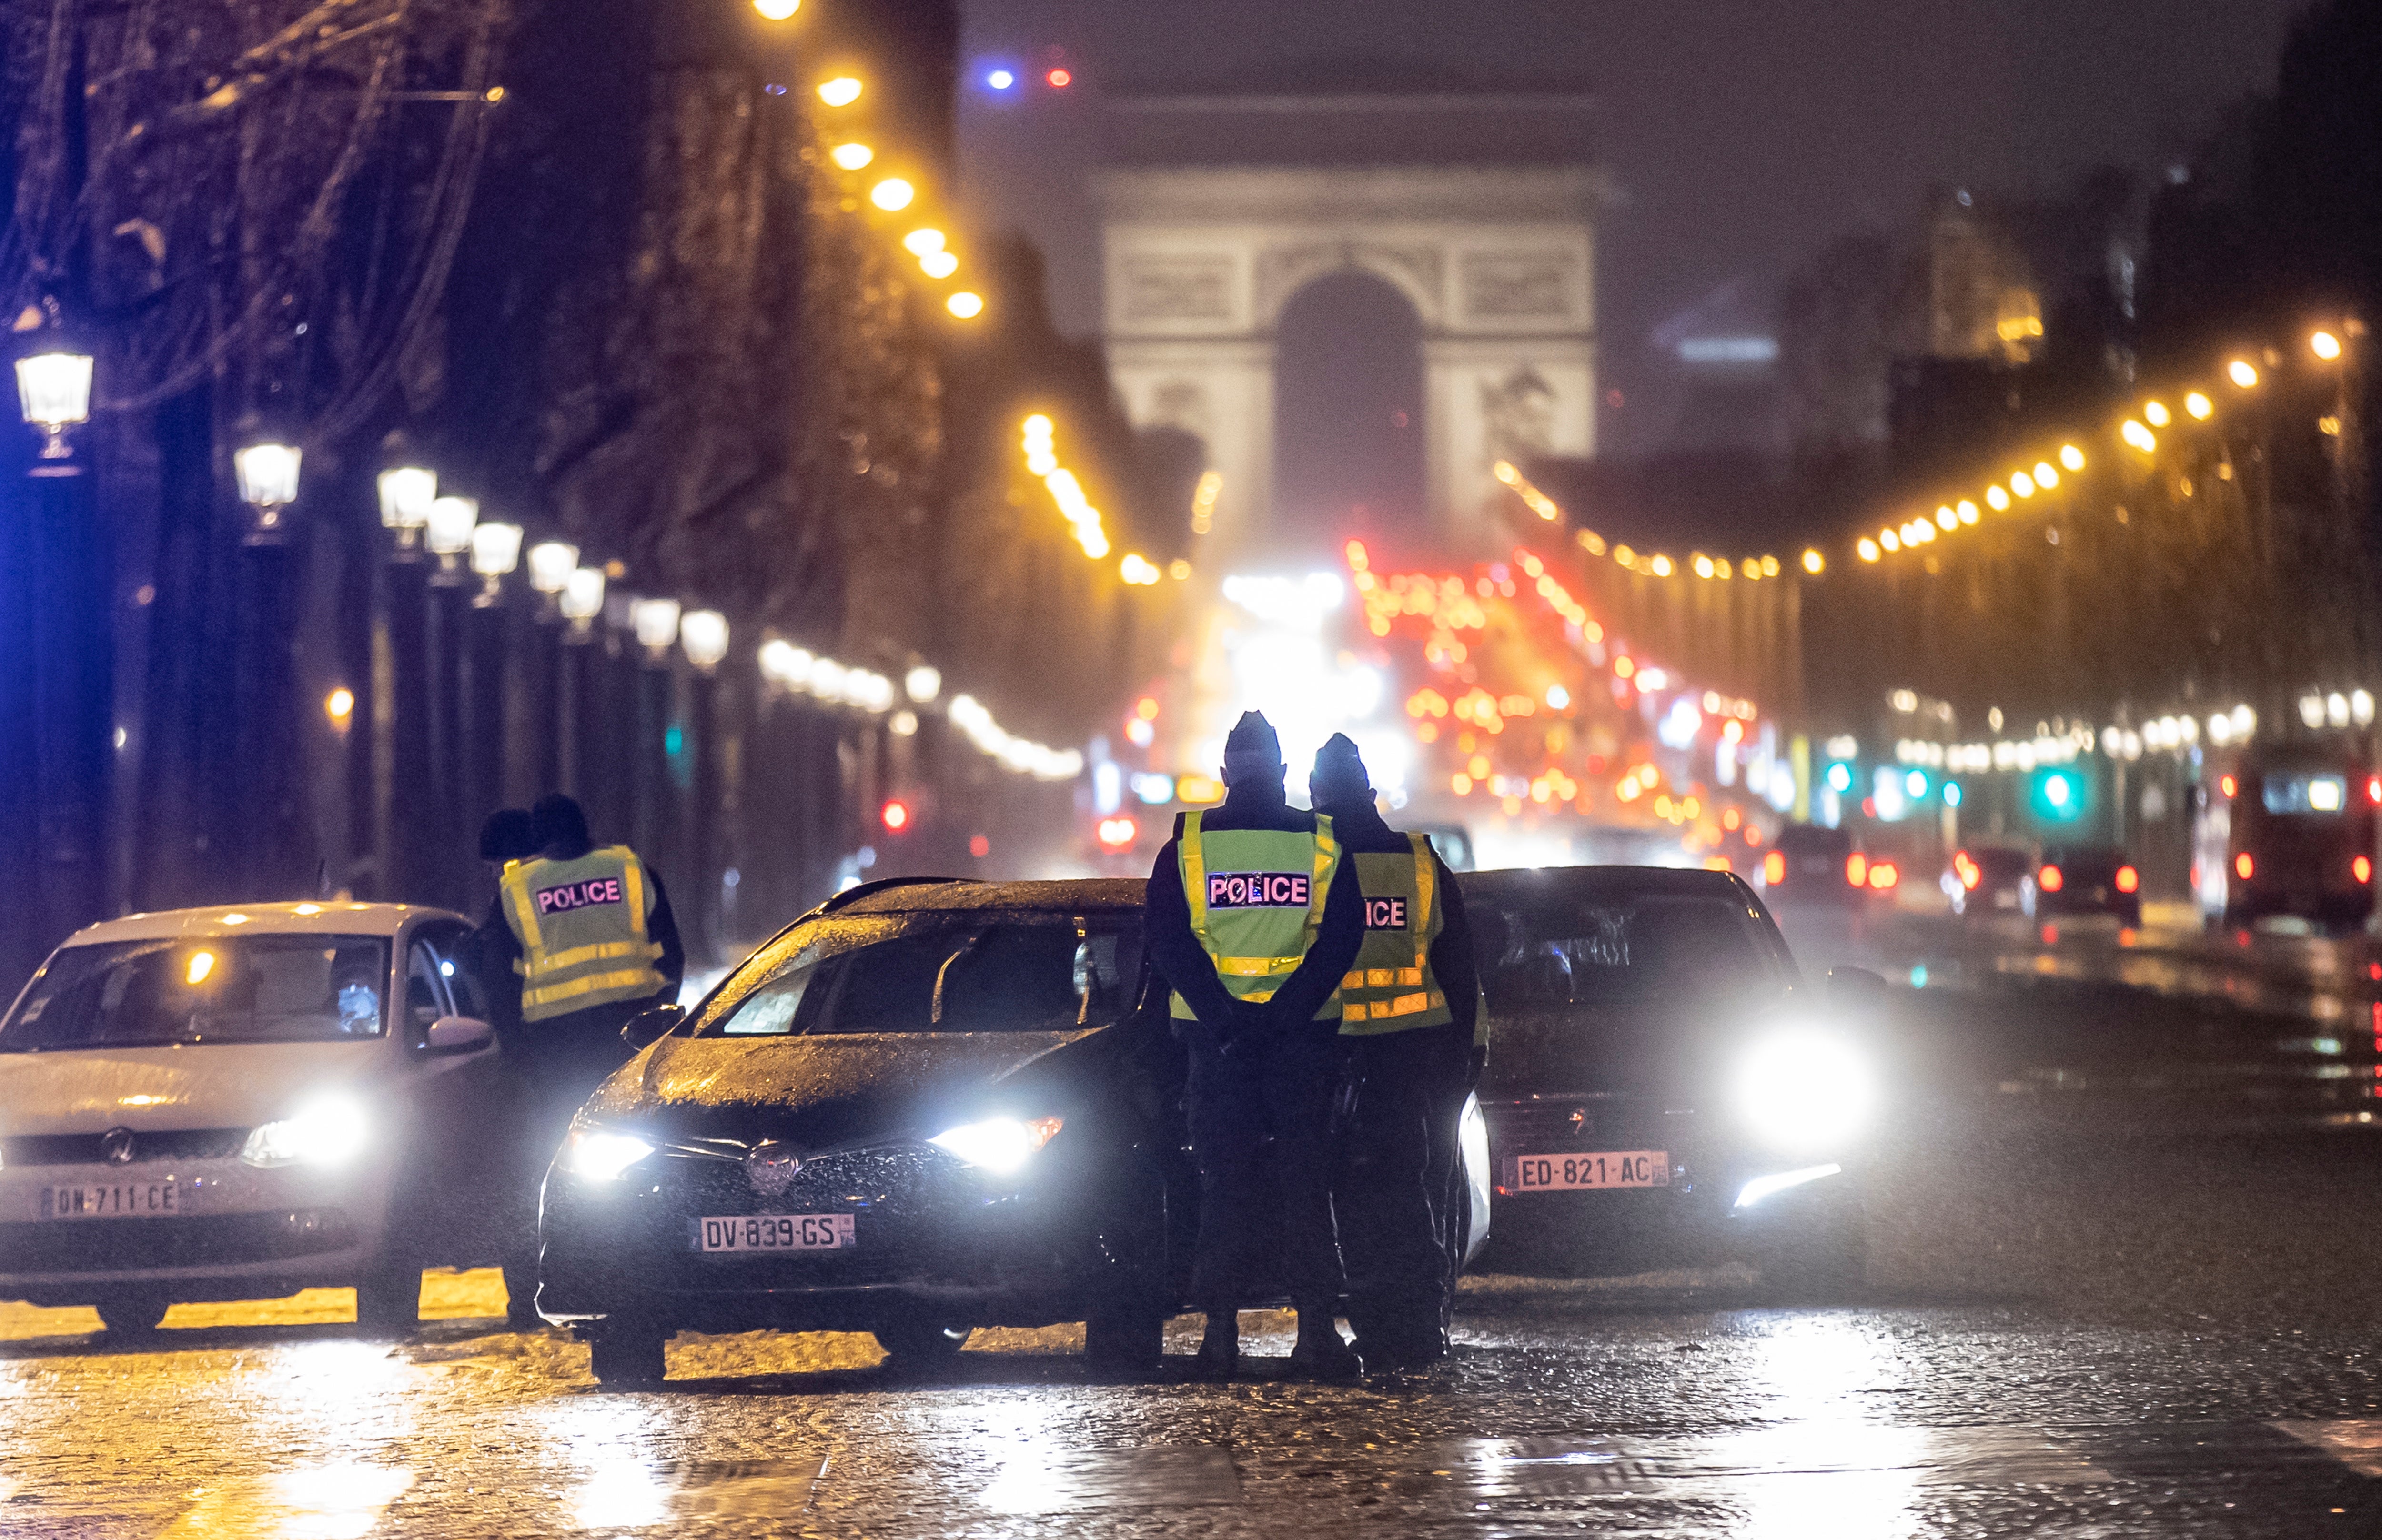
[1185,1020,1347,1315]
[501,994,665,1301]
[1337,1022,1472,1351]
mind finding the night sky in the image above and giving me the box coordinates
[956,0,2313,459]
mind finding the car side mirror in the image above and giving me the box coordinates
[622,1003,685,1050]
[1826,966,1889,998]
[423,1015,495,1054]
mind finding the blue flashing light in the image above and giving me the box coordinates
[987,68,1016,91]
[1824,761,1853,794]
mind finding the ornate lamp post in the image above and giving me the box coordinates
[14,350,93,464]
[376,466,436,555]
[469,522,523,606]
[527,540,578,607]
[631,597,682,660]
[425,496,478,586]
[232,442,302,544]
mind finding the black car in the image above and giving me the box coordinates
[1762,823,1868,905]
[2029,845,2142,925]
[1460,866,1883,1293]
[536,876,1491,1387]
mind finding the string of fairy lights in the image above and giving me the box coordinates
[1494,461,1827,580]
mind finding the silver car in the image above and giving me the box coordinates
[0,902,513,1334]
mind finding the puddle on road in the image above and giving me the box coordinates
[979,1444,1243,1514]
[569,1457,828,1529]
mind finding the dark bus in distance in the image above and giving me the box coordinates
[2200,746,2380,929]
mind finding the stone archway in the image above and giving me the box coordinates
[1272,268,1426,552]
[1095,163,1600,563]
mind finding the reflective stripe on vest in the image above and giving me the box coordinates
[1338,833,1454,1034]
[500,845,667,1022]
[1169,811,1343,1021]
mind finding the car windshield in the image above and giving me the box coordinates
[0,936,392,1050]
[700,912,1146,1037]
[1974,849,2030,879]
[1476,890,1782,1007]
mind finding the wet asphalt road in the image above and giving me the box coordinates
[13,922,2382,1537]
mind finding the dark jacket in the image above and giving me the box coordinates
[1144,783,1365,1034]
[473,844,686,1037]
[1312,798,1480,1042]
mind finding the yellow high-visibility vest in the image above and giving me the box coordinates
[1338,834,1453,1033]
[499,846,667,1022]
[1168,813,1343,1023]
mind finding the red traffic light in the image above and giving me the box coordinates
[880,799,911,833]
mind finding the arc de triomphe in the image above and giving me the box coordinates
[1095,161,1601,561]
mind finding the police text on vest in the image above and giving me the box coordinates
[536,878,625,915]
[1208,872,1309,907]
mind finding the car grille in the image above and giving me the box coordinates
[0,1209,357,1274]
[1,1129,250,1167]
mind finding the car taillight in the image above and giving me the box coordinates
[1762,850,1786,885]
[1846,852,1867,887]
[2357,856,2374,885]
[2115,865,2139,894]
[1953,852,1980,889]
[2369,775,2380,806]
[1867,860,1899,891]
[2219,774,2238,799]
[2235,851,2254,881]
[2037,864,2065,893]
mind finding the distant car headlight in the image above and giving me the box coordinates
[240,1096,369,1168]
[558,1127,656,1181]
[929,1116,1062,1174]
[1735,1030,1874,1152]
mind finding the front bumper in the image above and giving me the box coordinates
[536,1138,1160,1332]
[0,1156,393,1305]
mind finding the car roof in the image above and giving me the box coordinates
[1458,865,1755,902]
[1774,824,1851,850]
[827,877,1147,916]
[61,901,465,946]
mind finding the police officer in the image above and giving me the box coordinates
[1310,734,1483,1371]
[1145,712,1366,1381]
[479,795,684,1323]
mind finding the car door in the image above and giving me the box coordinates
[403,920,512,1267]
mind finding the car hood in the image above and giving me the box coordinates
[1480,990,1788,1101]
[580,1028,1104,1151]
[0,1042,385,1134]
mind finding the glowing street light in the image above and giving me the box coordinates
[2228,359,2259,389]
[14,350,92,459]
[816,77,862,107]
[1801,548,1825,574]
[324,687,355,735]
[869,178,915,211]
[947,291,985,319]
[903,228,946,256]
[376,465,436,552]
[630,597,682,658]
[233,442,302,542]
[830,143,874,171]
[2312,330,2343,361]
[679,609,730,673]
[559,567,606,634]
[904,665,942,704]
[526,540,578,598]
[2059,443,2086,470]
[919,250,958,279]
[2184,393,2213,420]
[425,495,478,585]
[2143,400,2170,427]
[469,521,522,605]
[752,0,798,18]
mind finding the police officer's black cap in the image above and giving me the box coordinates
[479,807,537,864]
[1222,711,1283,783]
[1310,732,1371,804]
[531,792,591,853]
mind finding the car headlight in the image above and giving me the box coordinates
[240,1096,369,1168]
[559,1127,656,1181]
[928,1116,1062,1174]
[1735,1029,1874,1153]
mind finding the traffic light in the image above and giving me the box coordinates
[880,799,912,834]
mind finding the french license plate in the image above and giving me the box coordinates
[694,1214,855,1253]
[43,1179,178,1219]
[1504,1151,1668,1192]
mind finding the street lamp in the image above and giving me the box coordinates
[14,350,92,461]
[376,466,436,553]
[905,664,941,703]
[233,442,302,543]
[947,291,985,319]
[425,495,478,585]
[469,522,522,606]
[679,609,729,673]
[630,597,682,659]
[2313,330,2343,362]
[527,540,578,604]
[559,566,605,636]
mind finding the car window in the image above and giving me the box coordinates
[701,913,1145,1036]
[404,940,454,1039]
[416,923,490,1021]
[1776,826,1849,857]
[2263,773,2348,815]
[0,936,393,1049]
[1478,894,1780,1007]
